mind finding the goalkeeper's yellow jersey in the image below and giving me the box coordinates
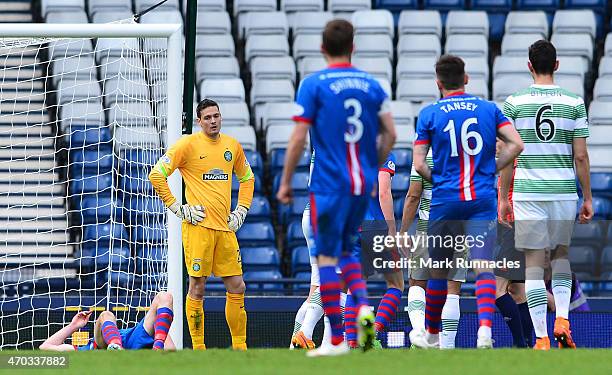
[149,131,255,231]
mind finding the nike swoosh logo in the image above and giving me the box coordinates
[200,155,207,159]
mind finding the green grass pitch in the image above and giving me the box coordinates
[11,349,612,375]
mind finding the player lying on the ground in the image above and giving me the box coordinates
[40,291,175,351]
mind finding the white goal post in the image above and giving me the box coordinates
[0,23,184,349]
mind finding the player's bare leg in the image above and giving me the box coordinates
[550,245,576,348]
[440,281,461,349]
[94,311,123,350]
[187,276,207,350]
[223,275,247,350]
[142,292,175,350]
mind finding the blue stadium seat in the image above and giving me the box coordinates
[82,223,129,250]
[279,194,309,225]
[392,148,412,172]
[572,222,604,248]
[245,196,271,222]
[393,195,405,219]
[591,172,612,198]
[132,223,167,244]
[236,222,276,247]
[136,246,167,265]
[568,246,597,274]
[241,247,280,271]
[291,246,311,275]
[270,148,311,176]
[391,172,410,198]
[70,149,113,174]
[68,125,112,149]
[244,270,284,292]
[564,0,606,12]
[80,196,112,224]
[78,245,131,270]
[516,0,560,11]
[121,149,162,170]
[591,197,612,219]
[423,0,466,11]
[286,220,307,251]
[126,194,166,219]
[244,150,264,179]
[120,173,155,195]
[601,246,612,273]
[70,173,112,195]
[205,276,227,292]
[273,171,310,195]
[293,272,312,292]
[232,173,263,195]
[471,0,511,41]
[375,0,418,13]
[608,224,612,245]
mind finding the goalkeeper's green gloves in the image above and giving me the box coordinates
[227,205,248,232]
[169,201,206,225]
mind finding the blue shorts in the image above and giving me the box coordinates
[119,319,154,350]
[309,192,368,258]
[428,198,497,263]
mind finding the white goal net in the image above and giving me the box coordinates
[0,24,183,349]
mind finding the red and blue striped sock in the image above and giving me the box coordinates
[339,255,368,307]
[101,321,123,347]
[425,279,447,334]
[475,272,496,328]
[153,307,174,350]
[375,287,402,332]
[344,294,358,348]
[319,265,344,345]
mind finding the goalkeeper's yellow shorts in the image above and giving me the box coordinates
[182,223,242,278]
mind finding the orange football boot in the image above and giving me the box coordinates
[291,331,315,349]
[533,337,550,350]
[554,317,576,349]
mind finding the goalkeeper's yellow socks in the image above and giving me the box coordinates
[186,295,206,350]
[225,292,247,350]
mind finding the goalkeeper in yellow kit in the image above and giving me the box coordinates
[149,98,255,350]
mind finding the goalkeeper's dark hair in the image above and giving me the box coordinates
[529,40,557,75]
[322,19,354,57]
[196,98,219,118]
[435,55,465,90]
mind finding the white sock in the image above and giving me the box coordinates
[292,300,308,335]
[322,316,331,347]
[440,294,460,349]
[525,267,548,338]
[551,259,572,320]
[408,286,426,331]
[300,289,324,339]
[477,326,491,338]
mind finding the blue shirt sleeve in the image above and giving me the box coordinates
[415,108,431,145]
[380,152,396,176]
[293,77,317,124]
[494,104,511,129]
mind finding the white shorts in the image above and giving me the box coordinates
[302,207,319,287]
[513,200,577,251]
